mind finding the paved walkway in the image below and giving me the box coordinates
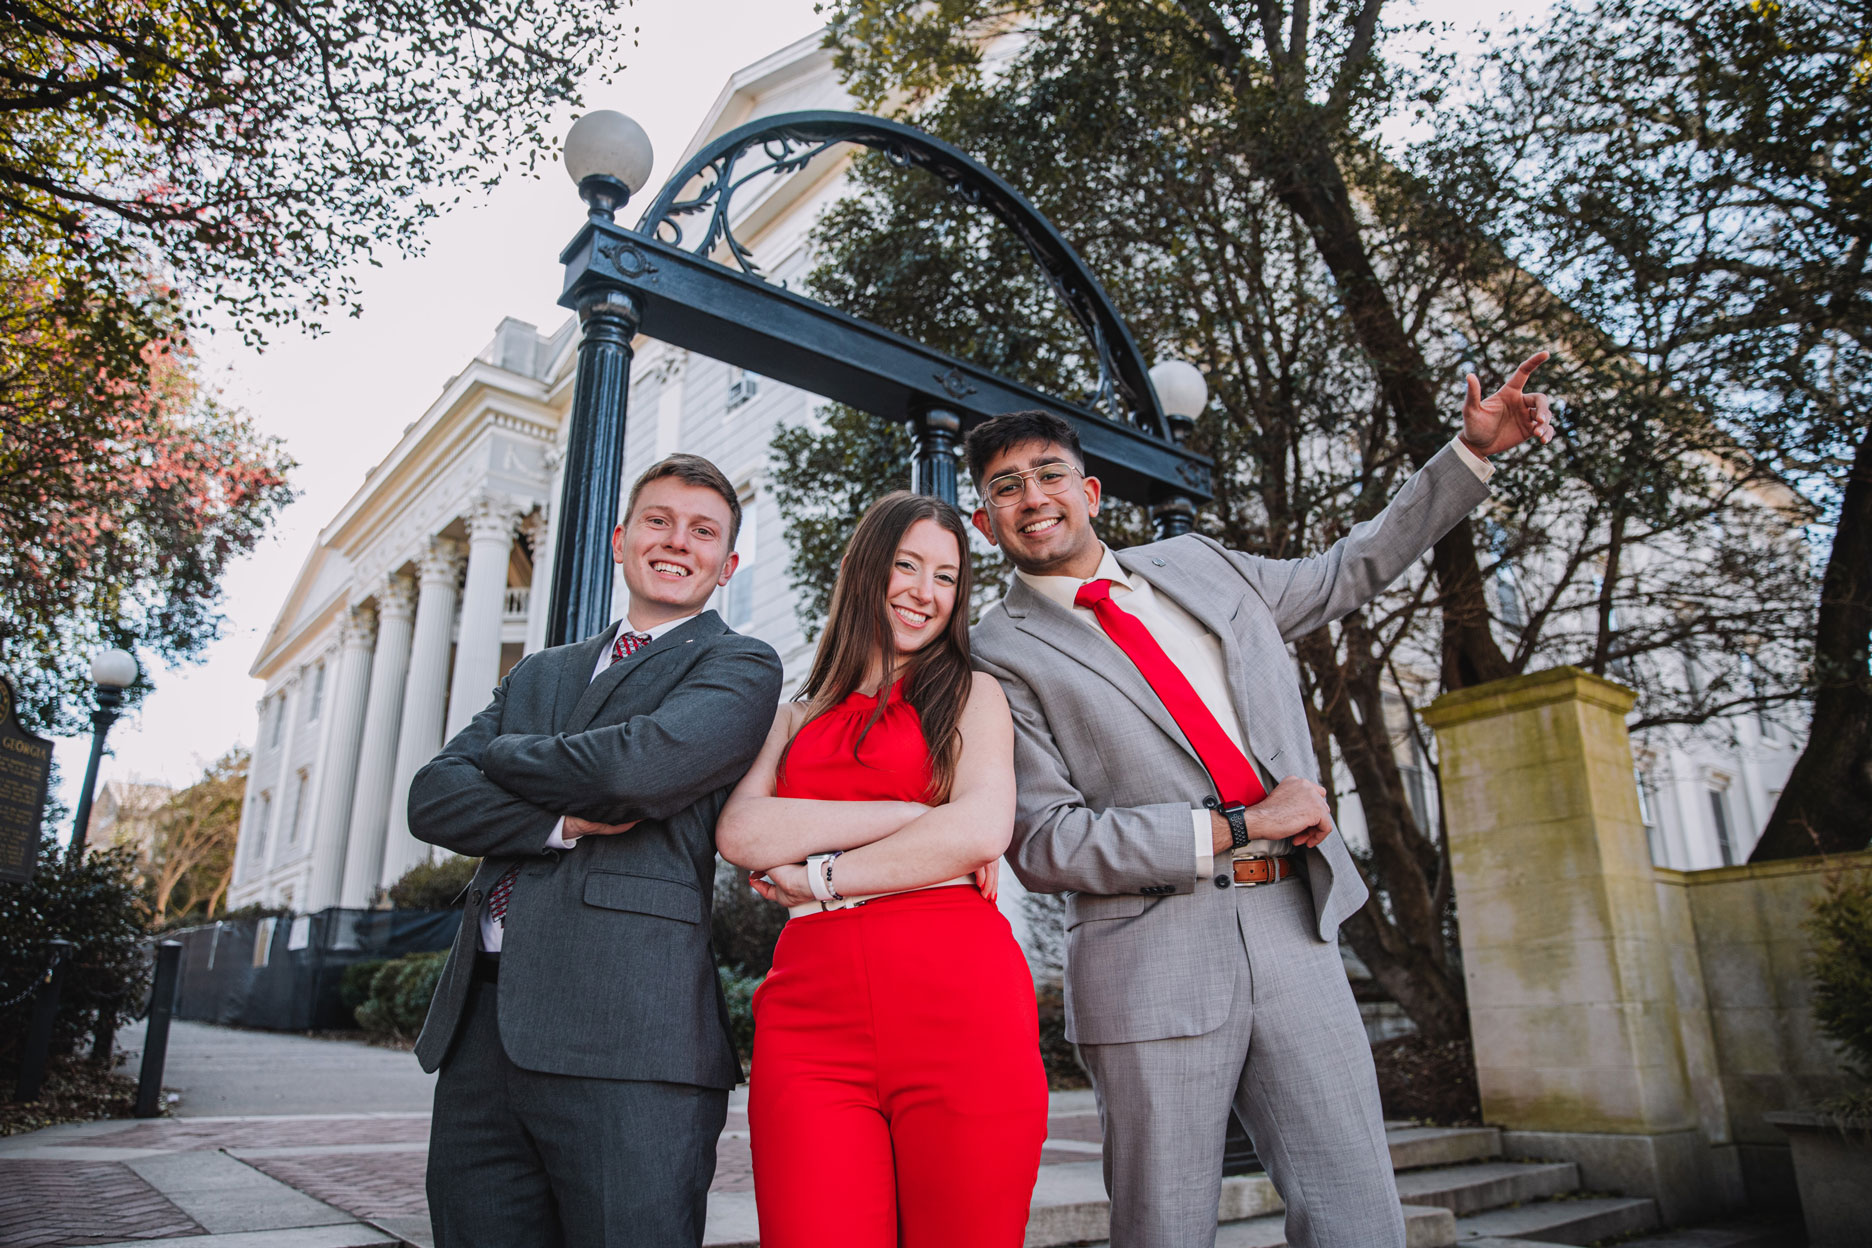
[1,1022,1104,1248]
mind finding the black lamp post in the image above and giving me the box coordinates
[68,646,138,861]
[547,110,657,649]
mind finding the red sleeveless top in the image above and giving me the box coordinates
[775,682,934,804]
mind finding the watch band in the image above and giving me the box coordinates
[1206,796,1251,850]
[806,854,835,903]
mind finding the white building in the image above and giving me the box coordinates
[227,29,1801,915]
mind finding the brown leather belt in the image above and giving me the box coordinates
[1232,855,1296,887]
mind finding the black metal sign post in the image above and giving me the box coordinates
[548,110,1213,646]
[135,940,184,1118]
[0,674,53,885]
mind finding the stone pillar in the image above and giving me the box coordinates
[447,497,522,739]
[380,539,463,892]
[522,508,553,656]
[339,573,415,907]
[304,606,376,912]
[1422,666,1738,1221]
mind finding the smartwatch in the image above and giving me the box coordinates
[1206,796,1251,850]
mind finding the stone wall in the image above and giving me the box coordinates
[1658,853,1870,1205]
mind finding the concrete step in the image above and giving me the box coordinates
[1393,1160,1580,1216]
[1388,1125,1504,1171]
[1074,1204,1457,1248]
[1454,1195,1660,1245]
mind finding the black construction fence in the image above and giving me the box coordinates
[164,907,456,1032]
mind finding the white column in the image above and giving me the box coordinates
[259,678,301,887]
[523,507,553,655]
[447,497,522,739]
[380,538,463,891]
[340,573,416,907]
[305,607,375,912]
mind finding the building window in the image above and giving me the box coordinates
[722,490,759,631]
[726,366,760,410]
[254,792,273,863]
[306,663,325,722]
[289,771,309,843]
[1708,787,1736,866]
[270,693,287,747]
[1635,768,1662,865]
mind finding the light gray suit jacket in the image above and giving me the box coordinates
[971,443,1490,1045]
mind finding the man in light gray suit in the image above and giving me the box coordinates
[409,454,783,1248]
[968,356,1555,1247]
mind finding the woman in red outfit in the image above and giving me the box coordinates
[717,491,1048,1248]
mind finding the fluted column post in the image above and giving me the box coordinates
[304,606,376,912]
[522,508,553,656]
[447,497,522,739]
[339,573,416,907]
[380,539,464,892]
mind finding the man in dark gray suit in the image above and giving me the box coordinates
[968,357,1554,1247]
[409,453,783,1248]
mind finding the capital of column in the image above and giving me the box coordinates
[521,506,550,544]
[341,604,377,651]
[466,494,525,545]
[416,537,464,586]
[377,571,417,622]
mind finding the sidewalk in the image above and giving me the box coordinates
[0,1021,1104,1248]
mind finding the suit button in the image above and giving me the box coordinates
[469,889,484,905]
[1214,873,1231,889]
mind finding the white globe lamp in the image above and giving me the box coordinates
[564,110,655,220]
[1149,359,1208,442]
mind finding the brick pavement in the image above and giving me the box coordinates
[0,1160,204,1247]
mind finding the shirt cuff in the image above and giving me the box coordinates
[1451,435,1495,483]
[1192,808,1214,883]
[545,818,579,850]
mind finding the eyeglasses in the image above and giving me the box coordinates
[984,464,1080,508]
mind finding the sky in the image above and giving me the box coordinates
[52,0,1525,814]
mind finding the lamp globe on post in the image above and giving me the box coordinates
[69,647,138,860]
[1147,360,1208,540]
[563,109,655,221]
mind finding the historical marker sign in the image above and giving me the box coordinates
[0,675,53,884]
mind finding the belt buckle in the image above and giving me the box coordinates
[1233,854,1274,888]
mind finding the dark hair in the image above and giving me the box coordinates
[963,410,1084,487]
[623,454,742,546]
[783,492,974,803]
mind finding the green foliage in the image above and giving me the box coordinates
[339,960,390,1024]
[146,748,247,926]
[1808,871,1872,1084]
[388,856,477,911]
[1035,981,1088,1089]
[0,835,151,1079]
[353,952,448,1043]
[710,859,787,979]
[718,964,761,1072]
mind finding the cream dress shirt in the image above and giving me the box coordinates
[1013,436,1493,884]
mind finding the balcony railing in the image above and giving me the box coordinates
[503,587,530,621]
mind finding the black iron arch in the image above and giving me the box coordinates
[635,110,1169,440]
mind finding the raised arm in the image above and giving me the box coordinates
[407,658,567,859]
[758,673,1014,904]
[982,658,1206,897]
[477,641,783,825]
[716,702,933,872]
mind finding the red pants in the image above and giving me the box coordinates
[749,886,1048,1247]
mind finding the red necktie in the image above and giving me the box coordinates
[488,628,654,932]
[1074,579,1267,808]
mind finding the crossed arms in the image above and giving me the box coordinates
[407,643,783,860]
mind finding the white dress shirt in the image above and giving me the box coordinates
[479,612,697,953]
[1014,436,1493,883]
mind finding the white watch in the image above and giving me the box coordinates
[806,854,835,903]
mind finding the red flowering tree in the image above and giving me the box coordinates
[0,273,294,734]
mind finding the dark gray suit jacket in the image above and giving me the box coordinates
[408,611,782,1088]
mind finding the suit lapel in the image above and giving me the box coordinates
[1003,577,1201,769]
[564,611,725,734]
[553,623,619,730]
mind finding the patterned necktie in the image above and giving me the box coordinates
[488,627,654,933]
[1073,579,1267,808]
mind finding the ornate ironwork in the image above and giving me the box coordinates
[636,111,1169,439]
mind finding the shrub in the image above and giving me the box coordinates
[353,951,447,1041]
[387,856,476,910]
[0,835,151,1081]
[1808,868,1872,1098]
[711,858,786,978]
[339,959,389,1025]
[719,965,760,1072]
[1036,980,1089,1089]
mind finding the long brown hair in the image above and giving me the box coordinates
[782,492,975,803]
